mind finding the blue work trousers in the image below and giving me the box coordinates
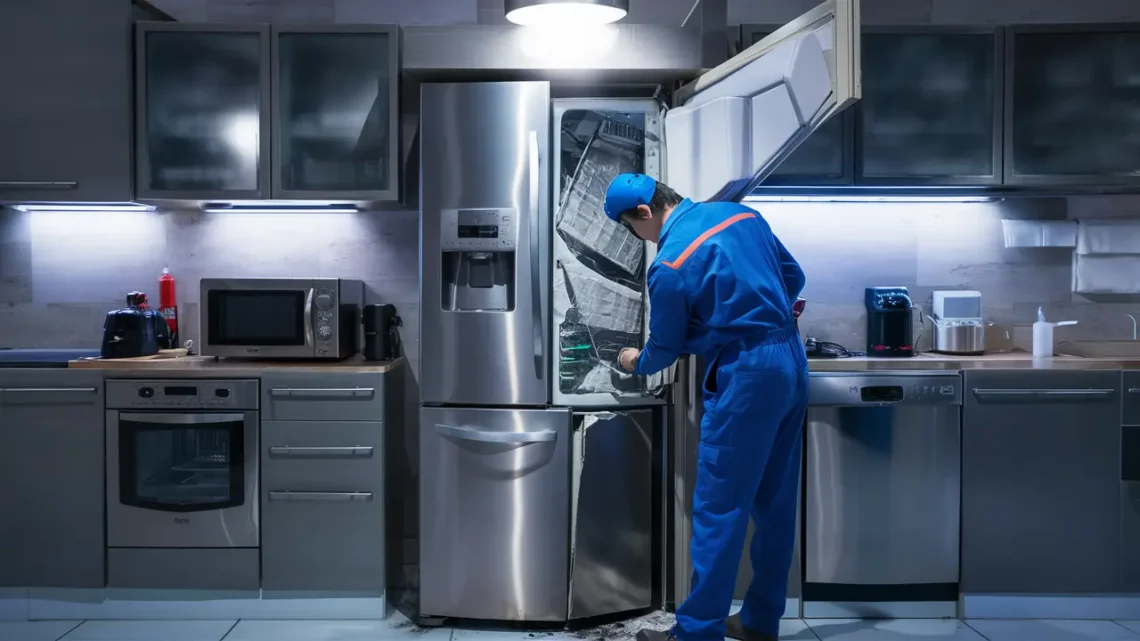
[675,326,809,641]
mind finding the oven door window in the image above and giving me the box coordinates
[207,289,306,346]
[119,413,245,513]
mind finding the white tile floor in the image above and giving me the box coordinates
[2,618,1140,641]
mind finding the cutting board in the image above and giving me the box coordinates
[76,348,189,363]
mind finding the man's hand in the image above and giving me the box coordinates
[618,348,641,372]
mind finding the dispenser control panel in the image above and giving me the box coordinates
[441,208,518,251]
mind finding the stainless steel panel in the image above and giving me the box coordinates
[401,25,702,80]
[0,371,104,588]
[262,420,382,496]
[805,403,961,585]
[808,371,962,406]
[419,82,551,406]
[420,406,571,621]
[106,409,259,548]
[961,369,1121,594]
[262,371,383,421]
[569,410,654,619]
[106,378,259,410]
[108,548,259,590]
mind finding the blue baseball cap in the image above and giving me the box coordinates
[603,173,657,222]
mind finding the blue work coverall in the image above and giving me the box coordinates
[633,199,808,641]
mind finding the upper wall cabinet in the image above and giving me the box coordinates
[0,0,133,203]
[742,25,855,187]
[136,23,400,202]
[858,28,1003,186]
[272,26,400,201]
[1006,25,1140,186]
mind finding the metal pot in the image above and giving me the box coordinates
[927,316,986,355]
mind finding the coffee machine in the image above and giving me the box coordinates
[865,286,915,357]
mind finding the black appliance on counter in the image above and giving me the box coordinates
[101,292,169,359]
[865,286,915,357]
[363,303,402,362]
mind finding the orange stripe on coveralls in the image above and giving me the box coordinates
[661,212,757,270]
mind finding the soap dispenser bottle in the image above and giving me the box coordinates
[1032,307,1078,358]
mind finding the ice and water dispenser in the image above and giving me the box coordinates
[440,208,518,312]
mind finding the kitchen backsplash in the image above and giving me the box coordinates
[3,195,1140,372]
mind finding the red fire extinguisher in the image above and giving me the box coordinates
[159,266,178,349]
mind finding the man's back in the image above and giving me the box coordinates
[651,199,805,356]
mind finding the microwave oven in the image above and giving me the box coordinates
[200,278,364,359]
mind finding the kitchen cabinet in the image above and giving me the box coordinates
[136,23,399,202]
[272,26,400,201]
[1005,25,1140,186]
[857,28,1003,186]
[1121,373,1140,591]
[0,0,133,202]
[0,371,104,588]
[742,25,854,187]
[136,24,272,200]
[961,370,1121,594]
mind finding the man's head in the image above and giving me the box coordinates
[603,174,684,244]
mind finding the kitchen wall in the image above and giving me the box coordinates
[5,196,1140,370]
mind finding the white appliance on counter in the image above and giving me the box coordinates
[417,0,862,624]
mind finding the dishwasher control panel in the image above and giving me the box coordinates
[810,373,963,406]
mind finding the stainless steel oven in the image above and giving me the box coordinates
[106,379,259,548]
[200,278,364,359]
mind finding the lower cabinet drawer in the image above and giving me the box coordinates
[1124,482,1140,592]
[261,490,384,591]
[262,420,382,489]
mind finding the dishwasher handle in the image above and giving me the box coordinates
[972,388,1117,402]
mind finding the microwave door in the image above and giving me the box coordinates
[201,279,317,358]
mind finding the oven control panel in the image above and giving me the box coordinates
[105,379,260,410]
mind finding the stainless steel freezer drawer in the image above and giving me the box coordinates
[420,406,572,622]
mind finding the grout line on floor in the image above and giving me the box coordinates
[51,620,84,641]
[217,619,240,641]
[962,619,995,641]
[1111,620,1140,639]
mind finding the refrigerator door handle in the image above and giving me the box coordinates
[436,423,557,444]
[529,129,544,381]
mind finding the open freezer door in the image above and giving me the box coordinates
[665,0,861,202]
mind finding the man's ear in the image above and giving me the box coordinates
[636,203,654,220]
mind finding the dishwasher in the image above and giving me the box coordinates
[804,371,961,619]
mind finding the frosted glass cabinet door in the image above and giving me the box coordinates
[1006,25,1140,186]
[858,28,1002,185]
[743,25,853,187]
[136,24,271,200]
[272,26,400,201]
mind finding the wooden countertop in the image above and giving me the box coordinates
[68,355,406,376]
[807,352,1140,372]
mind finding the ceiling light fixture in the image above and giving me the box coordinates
[505,0,629,26]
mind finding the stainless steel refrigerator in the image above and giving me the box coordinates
[417,1,861,622]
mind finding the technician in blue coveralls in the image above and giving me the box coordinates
[606,173,809,641]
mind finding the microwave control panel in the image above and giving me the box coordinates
[440,208,518,252]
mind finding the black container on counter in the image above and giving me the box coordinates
[363,303,401,361]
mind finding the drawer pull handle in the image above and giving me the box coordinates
[269,446,373,458]
[268,491,373,502]
[1128,388,1140,394]
[0,181,79,190]
[435,423,556,444]
[972,388,1115,401]
[270,387,375,399]
[0,387,97,394]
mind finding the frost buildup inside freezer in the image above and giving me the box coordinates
[554,110,649,396]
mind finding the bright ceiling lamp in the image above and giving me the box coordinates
[505,0,629,26]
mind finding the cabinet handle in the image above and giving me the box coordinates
[972,388,1116,400]
[269,387,375,398]
[435,423,556,444]
[269,446,373,458]
[1127,388,1140,394]
[0,181,79,190]
[0,387,97,394]
[268,491,373,502]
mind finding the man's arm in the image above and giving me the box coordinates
[634,266,689,376]
[775,234,806,302]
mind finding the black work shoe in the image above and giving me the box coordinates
[635,629,677,641]
[726,614,777,641]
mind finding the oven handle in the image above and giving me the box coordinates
[304,287,314,348]
[119,413,246,425]
[268,491,373,502]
